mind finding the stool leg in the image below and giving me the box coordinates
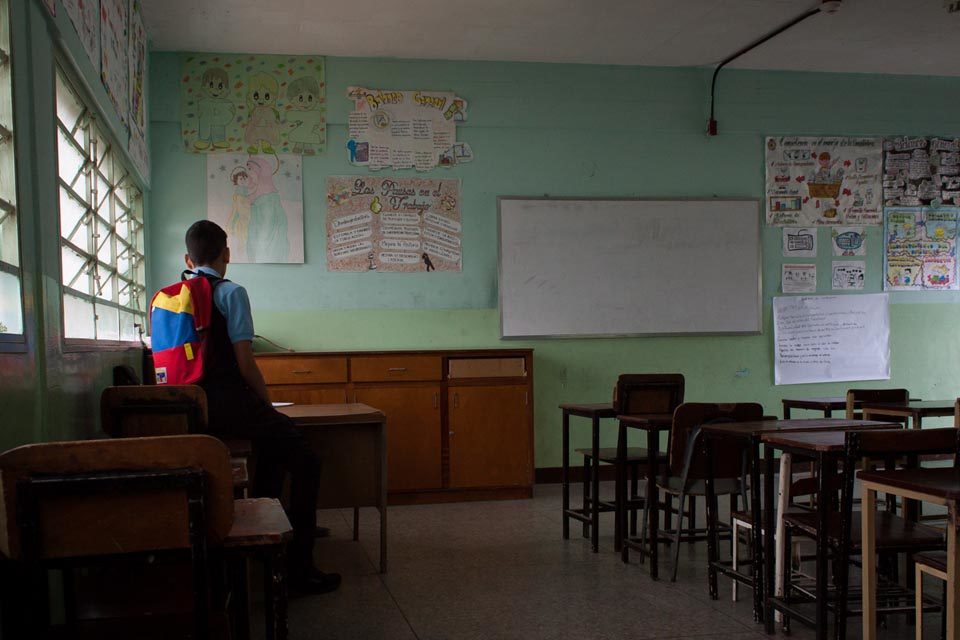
[687,496,697,543]
[353,507,360,541]
[732,519,740,602]
[582,458,590,539]
[671,491,686,582]
[630,464,639,536]
[916,563,924,640]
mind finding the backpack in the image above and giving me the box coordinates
[149,270,223,385]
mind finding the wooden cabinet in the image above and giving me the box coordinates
[256,349,533,504]
[354,385,442,492]
[448,385,532,488]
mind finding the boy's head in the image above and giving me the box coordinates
[185,220,230,273]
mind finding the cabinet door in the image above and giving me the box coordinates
[354,386,442,492]
[267,387,347,404]
[448,385,531,488]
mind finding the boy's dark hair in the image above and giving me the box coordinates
[185,220,227,265]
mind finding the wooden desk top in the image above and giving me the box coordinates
[558,402,617,418]
[702,418,899,438]
[861,400,955,415]
[781,397,852,409]
[224,498,292,548]
[858,467,960,501]
[277,403,386,425]
[762,425,901,453]
[616,413,674,430]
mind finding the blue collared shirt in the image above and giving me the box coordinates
[193,266,255,344]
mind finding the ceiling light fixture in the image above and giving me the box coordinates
[707,0,841,136]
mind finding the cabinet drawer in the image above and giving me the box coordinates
[257,357,348,385]
[351,356,442,382]
[448,357,527,379]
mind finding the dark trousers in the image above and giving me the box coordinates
[203,381,321,569]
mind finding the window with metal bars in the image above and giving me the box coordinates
[55,65,146,344]
[0,0,23,338]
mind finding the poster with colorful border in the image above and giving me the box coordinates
[181,54,326,155]
[326,176,461,272]
[99,0,128,125]
[883,137,960,207]
[883,206,959,291]
[128,0,147,135]
[63,0,98,70]
[765,136,882,226]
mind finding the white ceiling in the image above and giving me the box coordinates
[142,0,960,76]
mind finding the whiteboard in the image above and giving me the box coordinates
[498,198,762,338]
[773,294,890,385]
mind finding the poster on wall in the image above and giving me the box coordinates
[63,0,98,70]
[832,261,865,290]
[128,125,149,186]
[206,154,304,264]
[773,294,890,385]
[782,263,817,293]
[326,176,462,272]
[883,137,960,207]
[831,226,866,256]
[782,227,817,257]
[765,136,882,226]
[884,206,959,291]
[99,0,128,125]
[346,87,472,171]
[128,0,147,135]
[181,54,326,155]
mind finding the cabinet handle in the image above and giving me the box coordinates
[433,393,439,409]
[291,369,312,374]
[387,367,407,372]
[453,392,459,409]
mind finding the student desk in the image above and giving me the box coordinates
[861,400,956,430]
[781,397,859,419]
[277,403,388,573]
[700,419,898,624]
[559,403,617,552]
[858,467,960,640]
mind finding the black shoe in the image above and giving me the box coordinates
[290,568,341,595]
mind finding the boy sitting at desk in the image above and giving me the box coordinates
[183,220,341,594]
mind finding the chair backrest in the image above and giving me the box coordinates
[845,388,909,419]
[0,435,233,561]
[955,398,960,428]
[614,374,685,416]
[101,385,208,438]
[668,402,765,479]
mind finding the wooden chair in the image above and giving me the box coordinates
[914,551,948,640]
[779,428,958,640]
[0,435,234,639]
[845,388,909,420]
[574,374,684,548]
[652,401,764,582]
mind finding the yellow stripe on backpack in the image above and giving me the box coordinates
[152,284,194,315]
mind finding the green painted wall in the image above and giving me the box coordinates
[0,0,143,451]
[148,52,960,467]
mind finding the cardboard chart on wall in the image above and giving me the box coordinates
[63,0,99,76]
[884,207,959,291]
[765,136,882,226]
[326,176,462,272]
[181,54,326,155]
[99,0,128,126]
[883,137,960,207]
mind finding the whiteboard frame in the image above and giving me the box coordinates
[496,196,764,339]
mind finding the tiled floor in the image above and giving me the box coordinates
[285,482,938,640]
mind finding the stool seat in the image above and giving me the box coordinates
[915,550,947,572]
[575,447,667,465]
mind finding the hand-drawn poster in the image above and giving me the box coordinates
[128,1,147,135]
[831,226,866,256]
[99,0,127,125]
[128,125,149,186]
[884,207,959,291]
[782,263,817,293]
[832,261,865,290]
[782,227,817,257]
[774,294,890,385]
[326,176,461,272]
[207,154,304,264]
[883,137,960,207]
[182,54,326,155]
[765,136,882,226]
[63,0,98,71]
[346,87,472,171]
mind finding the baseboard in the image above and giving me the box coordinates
[535,466,617,484]
[388,486,533,505]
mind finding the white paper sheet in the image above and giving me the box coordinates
[773,294,890,385]
[782,227,817,257]
[782,263,817,293]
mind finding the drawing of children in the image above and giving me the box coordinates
[226,166,252,255]
[195,68,235,150]
[244,73,280,154]
[285,76,324,154]
[245,157,289,263]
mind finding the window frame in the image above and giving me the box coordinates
[54,59,146,352]
[0,0,26,352]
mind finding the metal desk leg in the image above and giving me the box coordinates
[705,435,719,599]
[379,419,388,574]
[814,453,829,640]
[947,500,959,640]
[647,428,660,579]
[862,485,878,640]
[764,445,777,634]
[562,410,570,540]
[750,438,764,624]
[774,452,792,626]
[264,546,288,640]
[591,415,601,553]
[615,421,626,552]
